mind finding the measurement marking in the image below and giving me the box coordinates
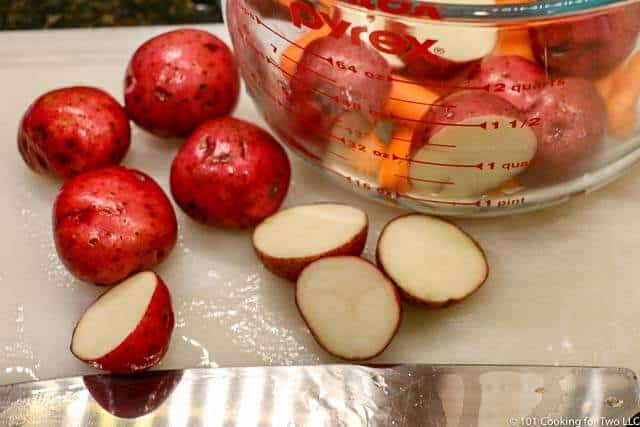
[425,142,457,148]
[392,153,483,169]
[266,57,340,102]
[390,136,456,148]
[281,53,298,63]
[398,193,482,207]
[394,174,454,185]
[389,76,490,92]
[327,150,348,160]
[256,18,331,63]
[281,54,337,83]
[392,114,488,129]
[388,96,450,108]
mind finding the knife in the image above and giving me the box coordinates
[1,365,639,426]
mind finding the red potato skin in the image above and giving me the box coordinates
[53,166,178,285]
[18,87,130,180]
[71,273,174,373]
[530,6,640,79]
[468,56,547,110]
[84,370,182,418]
[170,117,291,228]
[124,29,240,138]
[289,36,391,138]
[252,207,368,282]
[376,214,489,308]
[522,78,606,183]
[295,256,403,361]
[411,90,524,150]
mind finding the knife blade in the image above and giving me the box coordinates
[1,365,639,426]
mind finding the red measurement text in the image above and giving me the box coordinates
[290,1,440,62]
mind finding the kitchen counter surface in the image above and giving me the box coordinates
[2,25,640,386]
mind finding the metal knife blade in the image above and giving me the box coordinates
[1,365,639,426]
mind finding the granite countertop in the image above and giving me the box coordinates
[0,0,222,30]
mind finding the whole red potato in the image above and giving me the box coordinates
[125,29,240,138]
[468,55,547,110]
[530,6,640,79]
[18,87,130,180]
[53,166,178,285]
[170,117,291,228]
[289,36,391,137]
[522,78,607,184]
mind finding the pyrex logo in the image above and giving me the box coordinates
[289,0,442,62]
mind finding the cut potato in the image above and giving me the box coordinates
[377,215,488,307]
[411,91,537,198]
[84,371,183,418]
[71,271,174,373]
[253,204,368,281]
[296,256,402,360]
[398,0,498,80]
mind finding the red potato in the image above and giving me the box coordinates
[253,203,368,281]
[468,55,547,110]
[53,166,177,285]
[170,117,291,228]
[18,87,130,180]
[410,91,537,197]
[392,8,498,82]
[124,29,240,138]
[296,256,402,360]
[71,271,175,373]
[377,214,489,307]
[521,78,607,184]
[84,370,182,418]
[530,6,640,79]
[289,36,391,137]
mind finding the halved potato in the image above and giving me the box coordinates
[252,203,368,281]
[296,256,402,360]
[71,271,174,373]
[377,214,489,307]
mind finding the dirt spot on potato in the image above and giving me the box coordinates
[204,43,219,53]
[54,153,72,165]
[154,87,172,103]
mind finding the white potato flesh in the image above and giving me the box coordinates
[409,115,537,198]
[297,257,400,359]
[378,215,487,304]
[418,25,497,63]
[71,272,157,360]
[335,0,496,65]
[254,204,366,259]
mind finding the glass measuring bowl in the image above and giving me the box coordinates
[224,0,640,216]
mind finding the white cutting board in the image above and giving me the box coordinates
[1,25,640,386]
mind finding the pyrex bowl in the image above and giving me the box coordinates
[225,0,640,216]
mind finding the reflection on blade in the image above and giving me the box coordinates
[0,365,639,426]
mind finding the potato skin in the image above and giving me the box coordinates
[468,55,547,110]
[522,78,606,183]
[252,207,368,282]
[411,90,523,150]
[53,166,178,285]
[73,273,174,373]
[170,117,291,228]
[83,370,182,418]
[375,214,489,308]
[289,36,391,137]
[124,29,240,138]
[18,87,130,180]
[530,6,640,79]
